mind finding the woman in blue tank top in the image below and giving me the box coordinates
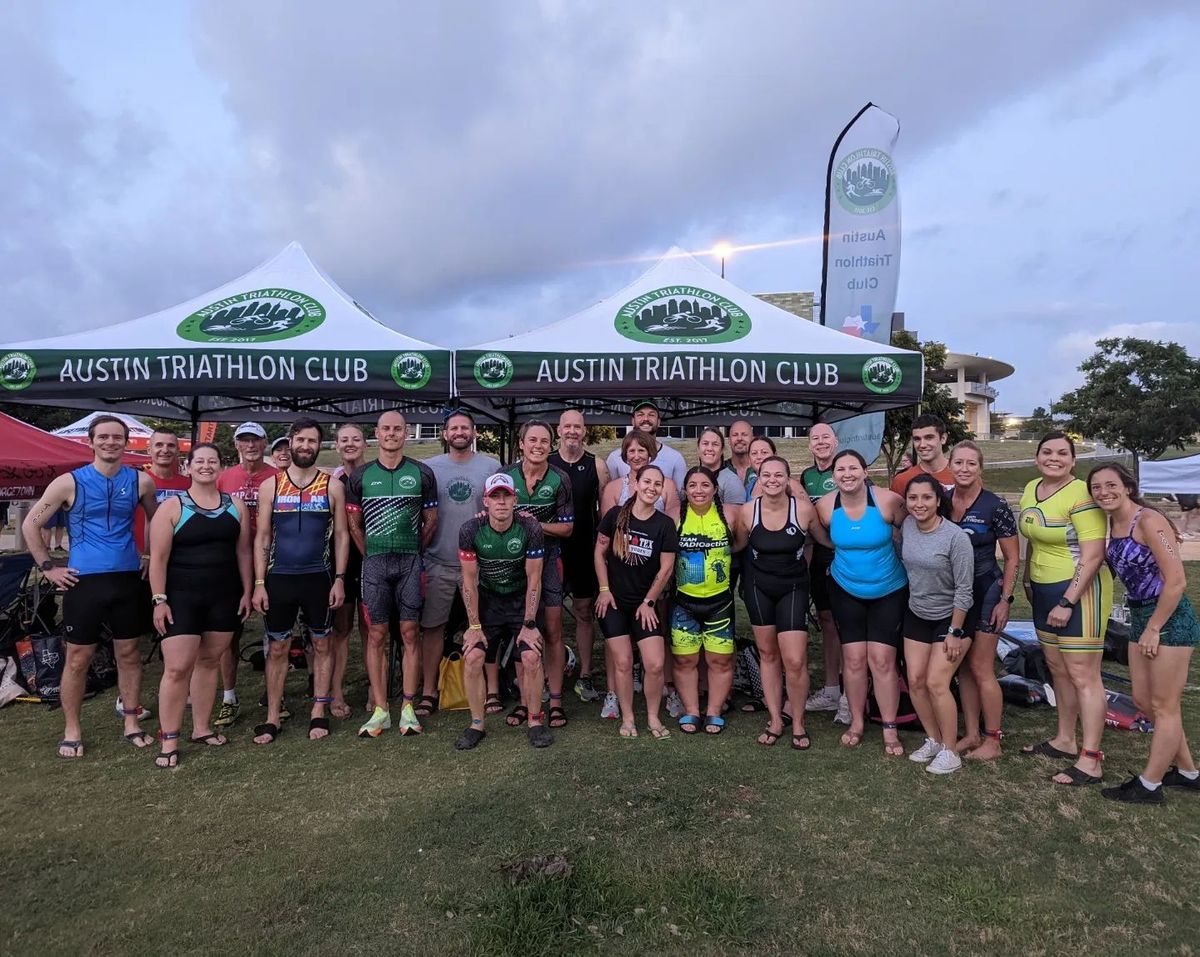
[815,449,908,755]
[148,444,252,768]
[1088,463,1199,805]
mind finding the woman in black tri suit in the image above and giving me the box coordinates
[740,456,830,750]
[148,444,252,768]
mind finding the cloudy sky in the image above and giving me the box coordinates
[4,1,1198,413]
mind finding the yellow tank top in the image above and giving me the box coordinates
[675,505,732,599]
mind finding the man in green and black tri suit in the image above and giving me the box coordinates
[501,420,573,730]
[799,422,846,720]
[457,473,548,750]
[345,410,438,738]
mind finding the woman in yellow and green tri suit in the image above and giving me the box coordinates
[671,466,747,734]
[1018,431,1113,786]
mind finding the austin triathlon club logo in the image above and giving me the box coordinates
[391,352,432,390]
[177,288,326,343]
[615,287,751,345]
[835,148,897,215]
[862,356,902,394]
[473,352,514,389]
[0,352,36,391]
[447,478,473,503]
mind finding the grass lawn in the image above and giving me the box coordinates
[2,564,1199,956]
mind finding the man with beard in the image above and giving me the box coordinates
[416,410,499,717]
[252,418,349,743]
[604,400,687,488]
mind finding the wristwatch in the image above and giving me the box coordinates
[947,626,965,638]
[643,598,656,607]
[1002,593,1015,604]
[523,619,537,630]
[1056,597,1076,609]
[152,594,169,606]
[39,559,54,572]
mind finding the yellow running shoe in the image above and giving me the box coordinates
[398,701,423,736]
[358,707,391,738]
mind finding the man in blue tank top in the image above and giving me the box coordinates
[23,415,160,759]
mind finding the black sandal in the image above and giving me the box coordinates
[791,732,811,751]
[547,704,568,729]
[124,730,154,749]
[156,731,181,769]
[414,694,439,718]
[505,706,528,728]
[253,722,281,744]
[485,693,504,715]
[757,725,783,746]
[190,732,227,747]
[1052,764,1102,786]
[308,716,330,738]
[1022,740,1077,760]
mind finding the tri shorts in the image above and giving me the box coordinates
[1031,575,1112,653]
[343,548,363,604]
[1128,594,1200,648]
[962,574,1002,637]
[559,537,599,601]
[62,571,145,646]
[809,545,834,613]
[468,590,526,665]
[541,547,564,609]
[420,561,461,630]
[903,609,956,644]
[163,574,242,638]
[361,553,425,625]
[264,571,333,641]
[828,578,907,647]
[599,602,666,643]
[744,574,810,633]
[671,592,734,656]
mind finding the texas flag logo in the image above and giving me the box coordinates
[841,305,879,337]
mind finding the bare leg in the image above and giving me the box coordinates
[158,635,201,754]
[672,652,701,718]
[778,630,810,742]
[818,609,841,689]
[399,621,421,703]
[902,639,938,742]
[464,645,487,727]
[59,643,95,755]
[1142,648,1194,782]
[574,596,596,679]
[220,627,240,699]
[704,651,734,723]
[927,640,969,748]
[329,604,353,716]
[309,635,333,739]
[1039,644,1080,755]
[255,639,289,743]
[752,625,785,740]
[1052,651,1105,781]
[638,636,666,732]
[113,638,147,740]
[867,642,901,753]
[421,623,445,698]
[543,606,565,697]
[364,624,390,715]
[609,635,635,731]
[965,633,1003,759]
[839,642,868,744]
[521,649,546,723]
[190,631,233,738]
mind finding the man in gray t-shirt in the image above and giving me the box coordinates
[418,411,500,712]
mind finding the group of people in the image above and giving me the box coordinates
[21,404,1198,804]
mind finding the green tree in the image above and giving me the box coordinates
[879,330,972,479]
[1056,337,1200,461]
[1024,406,1057,436]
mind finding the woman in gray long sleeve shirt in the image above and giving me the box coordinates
[898,473,976,776]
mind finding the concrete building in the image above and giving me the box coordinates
[928,353,1014,439]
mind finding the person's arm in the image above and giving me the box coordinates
[148,497,180,636]
[342,470,366,556]
[519,557,544,652]
[797,498,832,549]
[328,480,348,609]
[992,535,1020,633]
[252,476,276,613]
[730,505,749,552]
[1138,511,1187,656]
[949,531,974,628]
[663,479,680,523]
[459,556,485,654]
[599,480,618,518]
[419,463,439,550]
[1046,497,1108,627]
[594,531,616,617]
[137,472,159,524]
[234,495,253,620]
[22,475,77,590]
[595,456,610,494]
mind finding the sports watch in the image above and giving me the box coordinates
[523,619,537,630]
[1056,597,1076,609]
[947,626,966,638]
[39,559,54,572]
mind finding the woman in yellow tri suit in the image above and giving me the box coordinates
[1018,431,1113,786]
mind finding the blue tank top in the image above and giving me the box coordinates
[1106,509,1162,602]
[829,487,907,599]
[66,465,141,575]
[268,470,333,575]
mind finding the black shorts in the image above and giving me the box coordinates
[744,575,810,633]
[343,548,363,604]
[361,553,424,624]
[541,547,564,609]
[164,572,242,638]
[828,578,907,647]
[474,590,526,665]
[598,602,666,643]
[903,609,955,644]
[264,571,333,641]
[559,538,598,601]
[962,575,1002,637]
[62,571,145,646]
[809,546,834,612]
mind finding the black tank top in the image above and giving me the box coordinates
[748,496,808,587]
[167,491,242,590]
[549,450,600,543]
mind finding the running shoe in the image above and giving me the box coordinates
[358,707,392,738]
[574,675,600,702]
[1101,775,1164,804]
[833,695,852,726]
[926,749,963,775]
[600,691,620,720]
[114,697,152,721]
[1163,766,1200,791]
[910,738,943,764]
[664,687,684,719]
[632,663,643,694]
[213,700,240,728]
[805,686,841,712]
[398,702,423,736]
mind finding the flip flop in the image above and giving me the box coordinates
[154,750,180,769]
[190,733,227,747]
[1052,764,1103,787]
[649,726,671,740]
[791,732,811,751]
[840,730,863,748]
[124,730,154,749]
[58,739,83,759]
[548,705,568,729]
[757,725,784,746]
[618,724,638,738]
[1022,740,1078,760]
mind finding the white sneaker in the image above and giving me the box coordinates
[805,686,840,712]
[114,696,152,721]
[926,748,963,775]
[664,688,684,719]
[833,695,852,726]
[600,691,619,720]
[910,737,944,764]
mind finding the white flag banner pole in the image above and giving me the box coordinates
[818,103,902,463]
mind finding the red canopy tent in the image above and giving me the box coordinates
[0,411,148,500]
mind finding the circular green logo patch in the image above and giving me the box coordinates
[615,287,750,344]
[862,356,902,394]
[398,474,418,491]
[177,288,326,343]
[0,351,36,391]
[447,478,473,503]
[835,148,897,215]
[474,352,514,389]
[391,352,432,390]
[506,537,523,555]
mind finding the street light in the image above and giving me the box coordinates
[711,242,732,278]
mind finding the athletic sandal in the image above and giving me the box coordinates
[308,717,331,740]
[414,694,439,718]
[704,715,726,735]
[679,714,702,734]
[124,730,154,749]
[1021,740,1077,760]
[740,699,765,713]
[791,732,812,751]
[840,729,863,748]
[528,722,554,748]
[649,725,671,740]
[58,739,83,759]
[485,693,504,715]
[190,733,227,746]
[881,722,905,758]
[506,706,528,728]
[548,696,568,728]
[253,722,281,744]
[1053,748,1104,787]
[619,724,638,738]
[757,724,784,746]
[455,726,487,750]
[156,731,181,769]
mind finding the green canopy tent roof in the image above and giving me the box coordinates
[454,247,921,428]
[0,243,452,426]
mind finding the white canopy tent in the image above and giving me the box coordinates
[1140,454,1200,495]
[54,411,153,443]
